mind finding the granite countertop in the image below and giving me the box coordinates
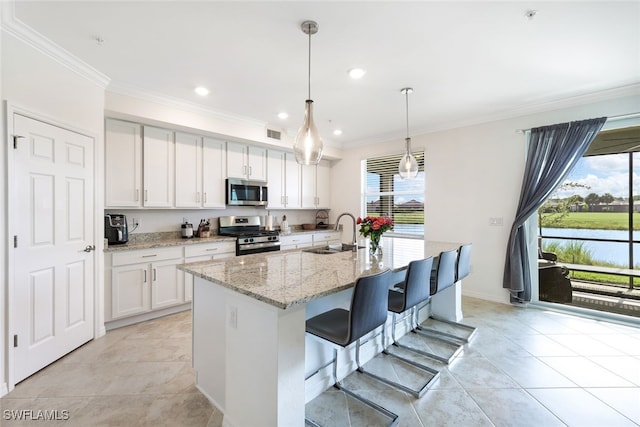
[103,233,236,252]
[178,238,461,310]
[103,227,341,253]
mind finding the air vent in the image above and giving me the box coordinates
[266,128,282,140]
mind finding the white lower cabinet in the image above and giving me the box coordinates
[280,233,313,250]
[312,231,342,246]
[183,241,236,302]
[110,247,183,320]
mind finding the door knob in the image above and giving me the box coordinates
[84,245,96,252]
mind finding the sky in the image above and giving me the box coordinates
[555,153,640,199]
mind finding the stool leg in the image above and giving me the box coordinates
[357,323,439,398]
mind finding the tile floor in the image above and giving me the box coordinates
[1,297,639,426]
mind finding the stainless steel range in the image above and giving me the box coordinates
[218,215,280,256]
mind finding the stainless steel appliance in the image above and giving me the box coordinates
[105,214,128,245]
[218,215,280,256]
[226,178,268,206]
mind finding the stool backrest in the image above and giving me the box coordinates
[456,243,473,282]
[348,270,392,346]
[431,249,457,295]
[402,257,434,311]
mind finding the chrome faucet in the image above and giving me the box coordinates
[335,212,357,250]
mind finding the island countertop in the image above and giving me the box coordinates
[178,239,460,310]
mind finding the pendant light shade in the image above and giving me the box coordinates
[294,20,323,165]
[398,87,419,179]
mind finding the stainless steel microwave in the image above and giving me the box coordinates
[226,178,268,206]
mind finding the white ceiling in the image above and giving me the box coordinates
[11,1,640,147]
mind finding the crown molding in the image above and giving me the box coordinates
[0,1,110,88]
[106,82,267,129]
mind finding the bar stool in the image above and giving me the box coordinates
[384,257,440,396]
[411,248,464,364]
[305,270,399,427]
[419,244,477,343]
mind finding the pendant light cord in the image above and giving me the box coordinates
[405,90,409,139]
[307,23,312,100]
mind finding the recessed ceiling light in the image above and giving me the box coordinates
[333,129,343,136]
[277,112,289,119]
[194,86,209,96]
[348,68,366,79]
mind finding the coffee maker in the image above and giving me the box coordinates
[105,214,129,245]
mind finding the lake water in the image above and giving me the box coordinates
[541,227,640,266]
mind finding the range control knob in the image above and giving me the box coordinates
[249,238,254,243]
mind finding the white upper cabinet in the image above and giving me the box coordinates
[301,160,332,209]
[202,137,226,208]
[143,126,174,207]
[175,132,202,208]
[267,150,300,209]
[226,141,267,181]
[316,160,331,209]
[105,119,143,207]
[175,133,226,208]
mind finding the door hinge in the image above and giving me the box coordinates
[13,135,24,149]
[14,335,18,347]
[14,235,18,248]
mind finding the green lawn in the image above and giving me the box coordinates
[540,211,640,230]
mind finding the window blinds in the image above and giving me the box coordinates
[364,151,425,236]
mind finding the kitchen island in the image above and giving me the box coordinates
[179,238,462,427]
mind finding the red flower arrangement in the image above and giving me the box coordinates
[357,216,394,256]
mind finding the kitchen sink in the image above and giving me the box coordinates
[303,243,364,255]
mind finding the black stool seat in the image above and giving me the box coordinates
[306,309,351,346]
[305,270,399,426]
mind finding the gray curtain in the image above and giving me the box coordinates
[503,117,607,303]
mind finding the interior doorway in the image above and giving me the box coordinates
[9,112,96,384]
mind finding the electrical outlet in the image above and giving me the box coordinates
[132,217,140,227]
[489,217,503,226]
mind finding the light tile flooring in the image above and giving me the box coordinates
[2,297,639,426]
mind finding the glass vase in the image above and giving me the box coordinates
[369,234,382,257]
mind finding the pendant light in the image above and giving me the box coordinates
[398,87,419,179]
[294,20,323,165]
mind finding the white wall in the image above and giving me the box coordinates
[332,88,640,305]
[1,31,106,395]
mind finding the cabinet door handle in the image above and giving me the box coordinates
[153,268,157,281]
[249,166,252,176]
[206,248,218,251]
[243,165,247,176]
[196,192,200,203]
[143,270,147,283]
[142,254,157,258]
[203,192,207,203]
[144,189,148,202]
[135,189,140,201]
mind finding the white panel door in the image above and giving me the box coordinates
[12,113,95,383]
[175,132,202,208]
[143,126,174,207]
[202,137,226,208]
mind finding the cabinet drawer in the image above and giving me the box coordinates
[184,241,236,258]
[112,247,183,266]
[313,231,341,243]
[279,234,313,246]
